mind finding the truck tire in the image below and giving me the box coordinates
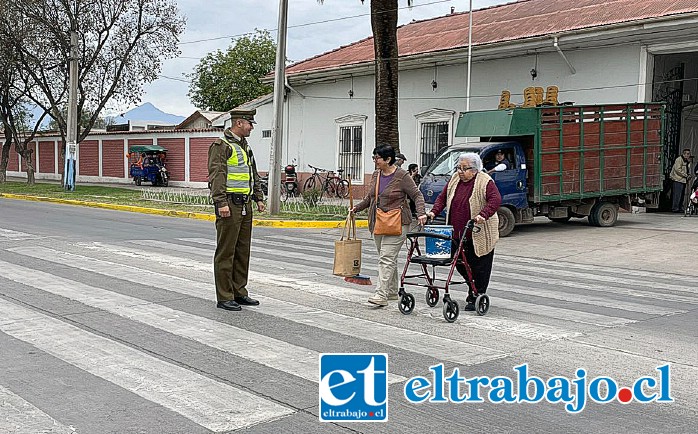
[588,202,618,227]
[497,206,516,237]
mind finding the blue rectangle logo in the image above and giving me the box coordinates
[319,353,388,422]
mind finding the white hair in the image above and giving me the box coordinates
[458,152,482,171]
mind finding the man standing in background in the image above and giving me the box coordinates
[208,109,265,311]
[670,148,692,213]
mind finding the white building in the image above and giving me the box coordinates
[244,0,698,193]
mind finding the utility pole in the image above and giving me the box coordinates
[465,0,473,112]
[268,0,289,215]
[64,29,78,191]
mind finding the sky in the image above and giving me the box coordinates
[132,0,511,117]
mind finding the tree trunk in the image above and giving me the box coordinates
[14,141,35,185]
[371,0,400,152]
[0,133,10,183]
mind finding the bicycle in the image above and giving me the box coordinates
[303,164,350,199]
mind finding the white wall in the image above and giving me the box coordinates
[248,43,644,182]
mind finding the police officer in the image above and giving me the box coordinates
[208,109,265,311]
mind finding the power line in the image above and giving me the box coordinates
[158,74,191,83]
[178,0,454,46]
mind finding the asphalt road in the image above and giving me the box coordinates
[0,198,696,434]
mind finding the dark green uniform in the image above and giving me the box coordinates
[208,128,264,302]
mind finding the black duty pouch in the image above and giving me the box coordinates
[228,193,249,205]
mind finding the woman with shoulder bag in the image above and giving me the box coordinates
[351,144,427,306]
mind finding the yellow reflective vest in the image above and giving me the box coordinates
[222,138,252,194]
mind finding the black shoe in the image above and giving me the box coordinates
[464,302,476,312]
[216,300,242,311]
[235,296,260,306]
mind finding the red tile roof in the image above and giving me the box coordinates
[287,0,698,76]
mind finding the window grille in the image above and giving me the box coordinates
[420,121,449,168]
[338,125,362,181]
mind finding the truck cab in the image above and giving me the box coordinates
[419,141,527,235]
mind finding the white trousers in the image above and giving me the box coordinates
[372,225,409,298]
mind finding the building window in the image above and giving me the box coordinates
[335,114,367,183]
[338,126,362,181]
[420,121,449,169]
[262,129,271,138]
[415,109,455,169]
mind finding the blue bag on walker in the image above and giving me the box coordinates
[423,225,453,258]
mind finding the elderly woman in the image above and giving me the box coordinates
[352,145,428,306]
[427,152,501,311]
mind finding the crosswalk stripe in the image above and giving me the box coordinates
[0,298,293,433]
[0,228,38,241]
[260,235,698,292]
[259,234,341,249]
[491,298,635,327]
[188,236,383,262]
[0,257,404,385]
[492,270,698,305]
[490,277,688,314]
[499,254,698,286]
[0,385,74,434]
[8,247,503,366]
[135,238,382,272]
[132,238,384,271]
[179,238,682,313]
[495,260,698,295]
[74,242,592,339]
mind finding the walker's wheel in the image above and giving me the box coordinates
[399,293,415,315]
[425,287,439,307]
[475,294,490,316]
[442,300,460,323]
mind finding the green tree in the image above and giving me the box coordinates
[188,30,276,112]
[1,0,185,184]
[319,0,408,152]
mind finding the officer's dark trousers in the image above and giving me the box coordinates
[672,181,686,212]
[453,238,495,302]
[214,201,253,301]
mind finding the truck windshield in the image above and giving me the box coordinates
[429,148,481,176]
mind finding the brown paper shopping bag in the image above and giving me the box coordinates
[333,213,362,277]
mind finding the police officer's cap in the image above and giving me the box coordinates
[230,109,256,124]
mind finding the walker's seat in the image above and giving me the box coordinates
[408,255,453,266]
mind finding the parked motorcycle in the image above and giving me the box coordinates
[258,160,299,202]
[282,160,299,199]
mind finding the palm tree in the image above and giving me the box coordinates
[319,0,411,152]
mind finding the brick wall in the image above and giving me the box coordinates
[79,140,99,176]
[102,139,125,178]
[158,138,185,182]
[190,137,216,182]
[38,141,55,174]
[7,143,19,171]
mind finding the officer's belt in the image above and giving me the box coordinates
[226,193,250,204]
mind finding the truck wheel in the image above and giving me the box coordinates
[548,216,571,223]
[497,207,516,237]
[589,202,618,227]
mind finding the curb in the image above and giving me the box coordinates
[0,193,368,229]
